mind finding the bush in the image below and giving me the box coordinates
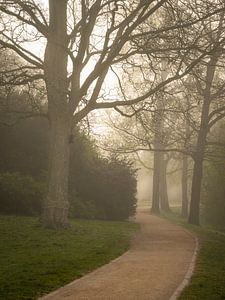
[95,158,137,220]
[0,172,44,216]
[0,118,49,180]
[70,156,137,221]
[0,119,137,221]
[202,161,225,229]
[69,195,99,220]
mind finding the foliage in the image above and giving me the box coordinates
[0,215,138,300]
[0,121,137,220]
[199,121,225,229]
[0,172,44,216]
[202,160,225,229]
[69,196,99,220]
[0,117,48,180]
[70,140,137,220]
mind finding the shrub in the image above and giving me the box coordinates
[70,157,137,221]
[69,195,99,220]
[202,161,225,229]
[0,119,137,221]
[0,118,49,180]
[0,172,44,216]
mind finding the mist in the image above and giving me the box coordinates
[137,166,182,208]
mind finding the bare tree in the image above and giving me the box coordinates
[188,11,225,224]
[0,0,224,228]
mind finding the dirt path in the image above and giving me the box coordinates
[40,211,197,300]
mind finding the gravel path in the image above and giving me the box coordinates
[40,211,197,300]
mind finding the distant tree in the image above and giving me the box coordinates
[0,49,46,127]
[0,0,224,228]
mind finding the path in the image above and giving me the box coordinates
[40,211,197,300]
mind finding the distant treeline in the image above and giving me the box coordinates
[0,117,137,221]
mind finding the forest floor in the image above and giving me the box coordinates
[41,211,197,300]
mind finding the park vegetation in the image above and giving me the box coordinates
[1,1,225,298]
[1,0,225,228]
[163,209,225,299]
[0,215,138,299]
[0,114,137,221]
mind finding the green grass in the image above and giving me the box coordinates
[0,215,138,300]
[162,208,225,300]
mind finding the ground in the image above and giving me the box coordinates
[40,211,196,300]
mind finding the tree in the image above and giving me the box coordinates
[187,11,225,225]
[0,0,224,228]
[151,64,170,213]
[0,0,164,227]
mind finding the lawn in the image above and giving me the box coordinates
[0,215,138,300]
[163,209,225,300]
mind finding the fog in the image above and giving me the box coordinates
[136,167,182,208]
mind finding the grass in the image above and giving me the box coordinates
[162,208,225,300]
[0,215,138,300]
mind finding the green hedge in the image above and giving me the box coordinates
[0,172,44,216]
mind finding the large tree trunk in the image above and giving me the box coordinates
[181,154,188,218]
[43,118,71,228]
[160,155,170,211]
[151,149,160,214]
[42,0,71,228]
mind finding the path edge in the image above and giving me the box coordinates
[169,232,199,300]
[39,227,140,299]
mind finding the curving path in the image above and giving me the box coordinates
[40,211,197,300]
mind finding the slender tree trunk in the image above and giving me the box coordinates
[160,156,170,211]
[42,0,72,228]
[188,110,208,225]
[188,54,218,225]
[181,109,190,218]
[181,154,188,218]
[151,94,165,214]
[151,149,160,214]
[188,153,204,225]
